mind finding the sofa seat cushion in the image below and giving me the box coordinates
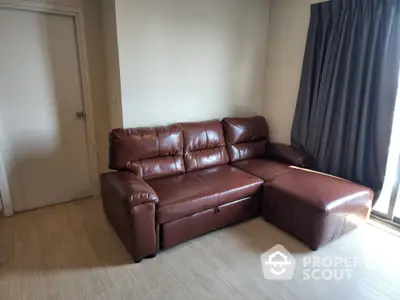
[264,167,373,213]
[147,165,263,224]
[262,167,374,250]
[231,158,291,182]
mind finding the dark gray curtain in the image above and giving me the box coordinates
[291,0,400,197]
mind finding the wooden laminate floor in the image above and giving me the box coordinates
[0,197,399,300]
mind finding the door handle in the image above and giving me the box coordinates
[76,111,86,119]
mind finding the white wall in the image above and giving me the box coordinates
[101,0,123,129]
[263,0,325,143]
[114,0,270,128]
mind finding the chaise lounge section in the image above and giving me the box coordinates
[101,116,374,262]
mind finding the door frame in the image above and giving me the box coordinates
[0,0,100,216]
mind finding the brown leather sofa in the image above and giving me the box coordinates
[101,116,373,262]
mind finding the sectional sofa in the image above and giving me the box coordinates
[101,116,373,263]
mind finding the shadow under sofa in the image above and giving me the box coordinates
[101,116,373,263]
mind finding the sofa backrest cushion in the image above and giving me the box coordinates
[109,124,184,180]
[182,120,229,171]
[222,116,269,162]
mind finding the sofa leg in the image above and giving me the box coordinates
[134,258,143,263]
[134,253,156,263]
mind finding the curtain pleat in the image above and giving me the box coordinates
[291,0,400,200]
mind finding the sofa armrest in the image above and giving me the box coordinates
[101,171,159,213]
[101,171,158,261]
[266,143,315,169]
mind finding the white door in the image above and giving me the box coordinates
[0,8,93,212]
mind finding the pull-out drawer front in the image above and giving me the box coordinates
[161,196,260,249]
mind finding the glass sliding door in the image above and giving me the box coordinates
[373,130,400,222]
[374,155,400,224]
[373,75,400,224]
[394,190,400,224]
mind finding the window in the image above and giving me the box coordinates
[373,76,400,225]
